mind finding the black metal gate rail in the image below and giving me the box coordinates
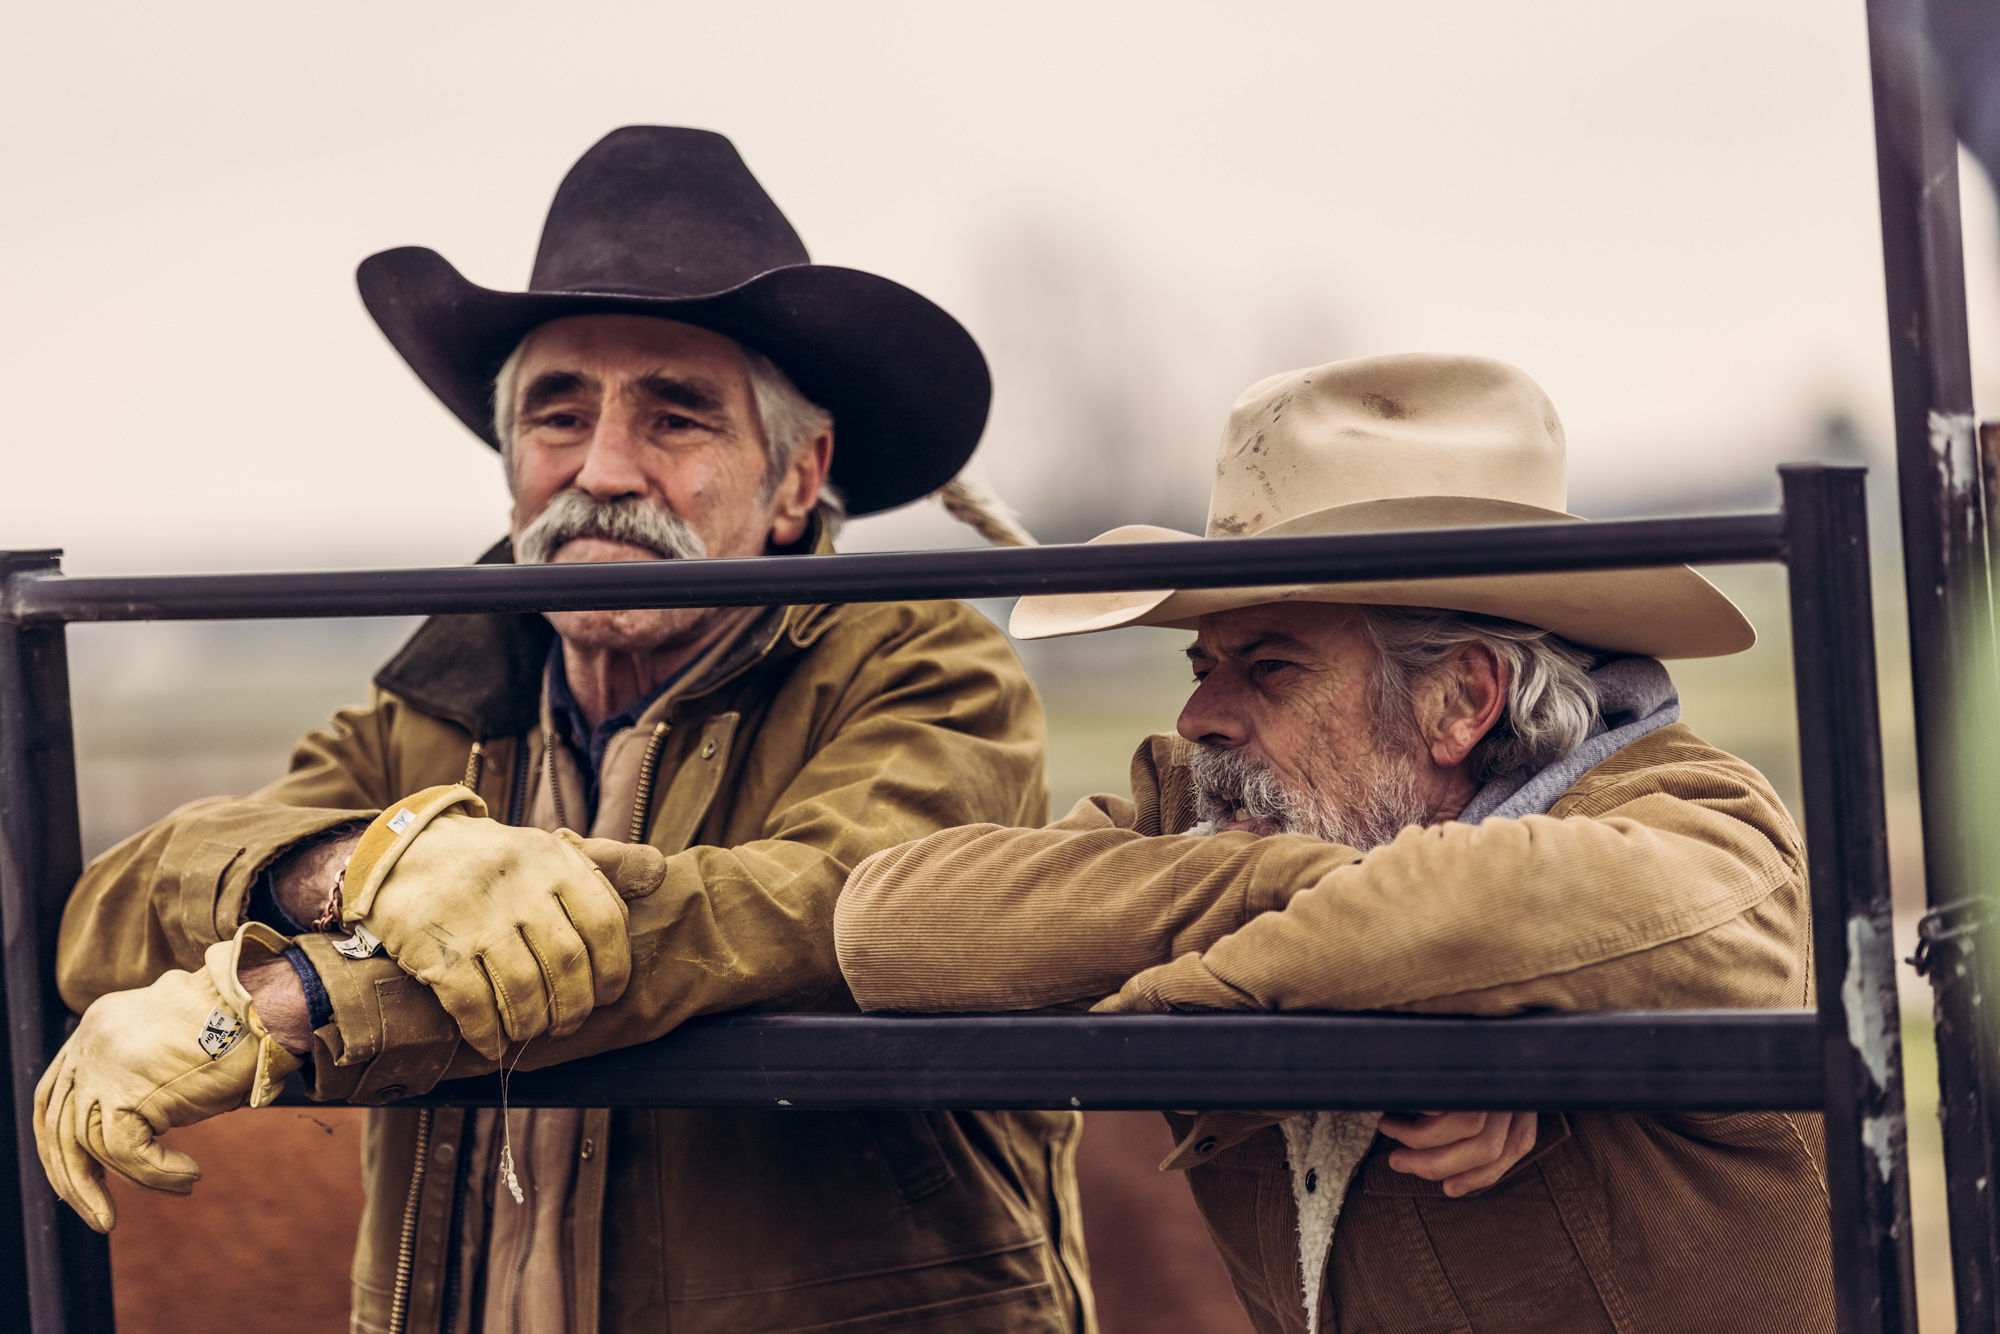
[389,1011,1828,1112]
[0,466,1915,1333]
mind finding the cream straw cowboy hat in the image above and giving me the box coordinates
[1010,353,1754,658]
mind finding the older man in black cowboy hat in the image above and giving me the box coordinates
[36,128,1090,1334]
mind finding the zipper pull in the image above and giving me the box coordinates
[628,721,673,844]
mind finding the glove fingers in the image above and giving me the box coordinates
[90,1101,200,1196]
[32,1053,72,1186]
[523,911,600,1041]
[489,934,559,1046]
[40,1065,114,1233]
[556,872,632,1012]
[423,959,511,1063]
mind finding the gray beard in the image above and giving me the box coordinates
[1186,743,1429,851]
[516,489,708,565]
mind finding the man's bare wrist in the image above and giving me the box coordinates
[239,959,314,1055]
[270,829,363,930]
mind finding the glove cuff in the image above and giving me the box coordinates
[202,923,306,1108]
[341,784,488,924]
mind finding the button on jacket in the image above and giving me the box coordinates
[58,563,1093,1334]
[837,727,1833,1334]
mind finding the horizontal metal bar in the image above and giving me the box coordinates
[7,512,1789,624]
[321,1010,1826,1112]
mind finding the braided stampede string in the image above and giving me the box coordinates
[498,1039,529,1204]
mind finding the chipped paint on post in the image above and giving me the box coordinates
[1931,410,1986,558]
[1844,913,1907,1190]
[1844,916,1896,1093]
[1931,410,1977,464]
[1863,1115,1899,1188]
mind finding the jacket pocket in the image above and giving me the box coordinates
[1339,1133,1617,1334]
[615,1109,1049,1310]
[864,1112,956,1205]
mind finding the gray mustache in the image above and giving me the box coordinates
[515,491,708,565]
[1187,744,1305,828]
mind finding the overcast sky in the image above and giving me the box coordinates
[5,0,1997,573]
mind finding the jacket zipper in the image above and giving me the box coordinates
[390,738,507,1333]
[627,721,672,843]
[388,1107,435,1334]
[509,735,531,827]
[543,730,572,832]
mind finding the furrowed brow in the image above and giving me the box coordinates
[519,370,593,416]
[631,373,727,414]
[1215,631,1311,660]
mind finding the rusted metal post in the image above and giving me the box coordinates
[1783,467,1918,1333]
[0,552,113,1334]
[1865,4,2000,1328]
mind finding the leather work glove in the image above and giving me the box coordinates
[35,922,304,1233]
[339,785,632,1061]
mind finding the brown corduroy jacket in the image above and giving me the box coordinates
[837,725,1834,1334]
[59,588,1093,1334]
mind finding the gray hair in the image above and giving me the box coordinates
[490,332,845,538]
[1356,605,1600,783]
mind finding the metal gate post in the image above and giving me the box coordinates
[1783,467,1917,1333]
[0,552,113,1334]
[1863,4,2000,1328]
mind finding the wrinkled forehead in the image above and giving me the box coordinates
[512,313,755,393]
[1185,601,1373,661]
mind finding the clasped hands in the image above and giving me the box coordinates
[1379,1110,1539,1196]
[336,784,636,1060]
[37,785,642,1230]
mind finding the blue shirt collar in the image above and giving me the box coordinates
[545,642,678,817]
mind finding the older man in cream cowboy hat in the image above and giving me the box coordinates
[836,353,1832,1334]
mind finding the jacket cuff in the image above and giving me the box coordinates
[1095,952,1258,1014]
[294,933,461,1103]
[160,806,379,962]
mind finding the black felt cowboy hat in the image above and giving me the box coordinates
[357,126,990,516]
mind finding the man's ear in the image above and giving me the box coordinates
[767,428,834,546]
[1424,643,1507,769]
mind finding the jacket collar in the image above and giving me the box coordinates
[374,523,841,742]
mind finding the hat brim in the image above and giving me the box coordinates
[358,247,991,516]
[1008,496,1756,659]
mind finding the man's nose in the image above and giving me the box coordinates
[1176,674,1249,748]
[572,409,647,499]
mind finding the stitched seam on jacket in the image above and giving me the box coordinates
[1778,1113,1833,1211]
[678,1279,1059,1331]
[1540,1155,1637,1333]
[1386,1197,1473,1334]
[671,1237,1056,1300]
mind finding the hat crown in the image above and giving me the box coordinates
[529,126,810,297]
[1205,353,1568,538]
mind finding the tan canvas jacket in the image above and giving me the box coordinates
[838,726,1834,1333]
[59,581,1093,1334]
